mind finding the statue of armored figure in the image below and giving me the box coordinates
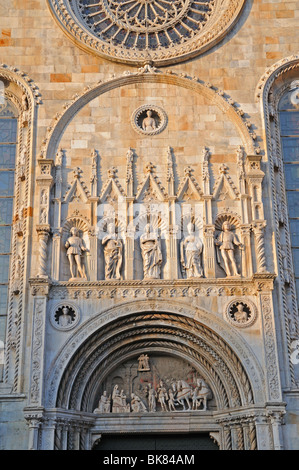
[140,224,162,279]
[65,227,88,280]
[102,223,123,280]
[180,223,203,279]
[215,221,243,277]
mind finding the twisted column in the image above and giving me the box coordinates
[36,225,51,278]
[253,221,267,273]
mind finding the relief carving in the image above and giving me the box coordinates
[102,224,123,280]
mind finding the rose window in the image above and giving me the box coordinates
[48,0,247,65]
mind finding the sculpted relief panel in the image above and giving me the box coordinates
[93,354,214,414]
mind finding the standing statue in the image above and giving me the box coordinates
[215,221,243,277]
[142,110,156,132]
[65,227,87,279]
[102,223,123,280]
[157,380,168,412]
[147,384,157,412]
[140,224,162,279]
[180,223,203,279]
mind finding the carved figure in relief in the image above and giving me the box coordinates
[157,380,168,412]
[58,306,72,327]
[192,378,212,411]
[215,221,242,277]
[180,223,203,279]
[140,224,162,279]
[138,353,150,371]
[65,227,87,280]
[168,389,176,411]
[173,380,192,411]
[131,393,147,413]
[94,391,111,413]
[147,384,157,412]
[234,303,248,323]
[142,110,156,132]
[102,223,123,280]
[112,385,130,413]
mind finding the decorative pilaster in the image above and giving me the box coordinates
[28,279,50,407]
[203,224,216,277]
[24,407,44,450]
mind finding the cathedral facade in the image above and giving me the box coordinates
[0,0,299,450]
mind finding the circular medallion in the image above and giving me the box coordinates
[131,104,167,135]
[50,302,81,331]
[47,0,247,66]
[225,299,257,328]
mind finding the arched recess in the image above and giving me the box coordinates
[256,55,299,388]
[0,65,40,392]
[41,68,258,160]
[45,300,265,410]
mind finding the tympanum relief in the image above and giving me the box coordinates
[93,355,213,414]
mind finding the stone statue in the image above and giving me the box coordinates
[112,385,130,413]
[102,223,123,280]
[147,384,157,412]
[168,389,176,411]
[131,393,147,413]
[94,391,111,413]
[142,110,156,132]
[234,303,248,323]
[65,227,87,280]
[191,378,212,411]
[58,306,72,327]
[138,354,150,371]
[215,221,242,277]
[140,224,162,279]
[157,380,168,412]
[180,223,203,278]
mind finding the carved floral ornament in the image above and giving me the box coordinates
[47,0,247,66]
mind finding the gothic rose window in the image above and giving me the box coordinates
[48,0,246,65]
[278,85,299,302]
[0,90,18,329]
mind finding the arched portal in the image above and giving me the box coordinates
[43,300,266,450]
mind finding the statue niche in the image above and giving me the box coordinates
[140,223,162,280]
[180,222,203,279]
[65,226,88,280]
[215,220,243,277]
[102,223,123,280]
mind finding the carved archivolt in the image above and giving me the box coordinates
[45,299,265,409]
[47,0,247,66]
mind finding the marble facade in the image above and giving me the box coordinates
[0,0,299,450]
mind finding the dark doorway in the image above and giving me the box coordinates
[93,433,219,450]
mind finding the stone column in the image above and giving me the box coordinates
[240,224,253,277]
[268,409,285,450]
[36,225,51,278]
[254,414,273,450]
[253,221,267,273]
[24,409,43,450]
[51,228,62,281]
